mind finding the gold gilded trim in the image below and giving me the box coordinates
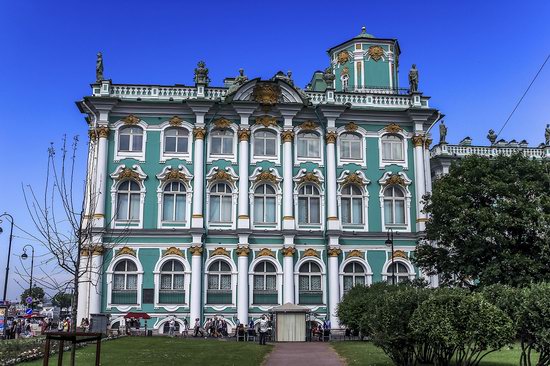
[189,246,203,256]
[281,130,294,143]
[123,115,140,125]
[282,247,296,257]
[257,248,275,258]
[346,249,364,259]
[193,127,206,140]
[328,247,342,257]
[163,247,184,257]
[116,246,136,257]
[211,247,230,257]
[303,248,319,258]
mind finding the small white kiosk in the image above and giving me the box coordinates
[270,303,310,342]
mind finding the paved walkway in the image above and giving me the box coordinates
[264,342,345,366]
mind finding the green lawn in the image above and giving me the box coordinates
[23,337,273,366]
[331,341,529,366]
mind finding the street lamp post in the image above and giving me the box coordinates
[21,244,35,309]
[385,228,395,285]
[0,213,15,303]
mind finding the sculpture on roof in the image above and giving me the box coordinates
[194,61,210,85]
[227,68,248,95]
[322,66,335,87]
[408,64,419,93]
[545,124,550,145]
[96,52,104,83]
[439,120,447,144]
[273,70,294,85]
[487,129,497,145]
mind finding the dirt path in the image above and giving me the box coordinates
[264,342,345,366]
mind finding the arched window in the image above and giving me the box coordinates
[164,128,189,153]
[298,185,321,224]
[253,130,277,157]
[298,261,323,305]
[119,126,143,152]
[210,129,234,155]
[116,180,140,221]
[340,133,362,160]
[381,135,404,161]
[341,185,363,224]
[386,262,410,284]
[162,182,186,222]
[253,261,277,305]
[297,132,320,158]
[209,183,232,223]
[207,260,232,304]
[383,186,406,225]
[253,184,276,224]
[342,75,349,92]
[159,260,185,304]
[343,262,367,293]
[112,259,138,304]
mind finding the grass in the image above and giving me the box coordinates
[331,341,532,366]
[22,336,273,366]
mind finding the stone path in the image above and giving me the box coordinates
[264,342,345,366]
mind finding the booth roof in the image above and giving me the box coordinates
[270,303,311,313]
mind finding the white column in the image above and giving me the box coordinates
[328,247,341,327]
[424,138,433,194]
[189,243,203,323]
[88,248,103,315]
[413,135,426,231]
[236,246,249,323]
[237,128,250,229]
[325,132,339,230]
[191,127,206,228]
[76,252,90,321]
[282,130,295,230]
[93,126,109,227]
[283,252,295,304]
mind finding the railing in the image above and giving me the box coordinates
[431,144,548,159]
[298,291,323,305]
[159,290,185,304]
[252,291,278,305]
[206,290,232,304]
[111,290,137,305]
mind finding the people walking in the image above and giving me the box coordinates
[258,315,268,345]
[168,317,175,337]
[182,318,189,338]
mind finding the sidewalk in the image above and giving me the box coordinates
[264,342,345,366]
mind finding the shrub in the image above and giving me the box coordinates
[410,291,514,366]
[517,282,550,366]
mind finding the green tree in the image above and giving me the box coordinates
[415,154,550,287]
[51,292,73,309]
[20,286,45,305]
[517,282,550,366]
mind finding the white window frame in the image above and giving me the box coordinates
[109,165,147,229]
[250,125,281,164]
[378,171,412,233]
[113,119,148,162]
[249,167,283,230]
[339,258,373,299]
[382,257,416,283]
[205,167,239,230]
[293,169,325,231]
[203,255,238,308]
[106,254,144,312]
[378,127,409,170]
[156,165,194,229]
[207,123,238,163]
[153,255,191,311]
[294,126,324,165]
[337,170,371,231]
[336,125,367,166]
[159,120,193,163]
[293,256,326,307]
[248,257,283,309]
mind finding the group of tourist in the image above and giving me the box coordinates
[167,317,190,337]
[3,319,33,339]
[311,319,331,341]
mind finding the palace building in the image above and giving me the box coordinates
[76,28,441,333]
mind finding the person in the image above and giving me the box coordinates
[237,323,245,341]
[323,318,331,341]
[168,317,175,337]
[63,318,70,332]
[258,315,269,345]
[193,318,202,337]
[408,64,419,92]
[182,318,189,338]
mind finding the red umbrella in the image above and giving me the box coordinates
[124,312,151,319]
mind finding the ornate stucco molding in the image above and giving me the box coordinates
[156,165,193,183]
[122,114,140,125]
[213,118,232,129]
[325,131,337,144]
[206,166,239,184]
[211,247,230,257]
[303,248,320,258]
[168,116,183,127]
[257,248,275,258]
[249,167,283,186]
[193,127,206,140]
[378,171,412,188]
[236,246,250,257]
[189,246,203,256]
[237,128,250,141]
[255,116,278,128]
[116,246,136,257]
[163,247,184,257]
[384,123,403,134]
[252,83,281,105]
[346,249,364,259]
[392,250,408,259]
[281,247,296,257]
[281,130,294,143]
[293,168,325,186]
[298,120,318,131]
[412,134,425,147]
[367,45,385,61]
[337,170,370,189]
[110,164,147,182]
[327,247,342,257]
[344,122,358,132]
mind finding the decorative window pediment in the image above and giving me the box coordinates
[249,167,282,186]
[378,171,412,188]
[206,166,239,185]
[110,164,147,183]
[337,170,370,190]
[156,165,193,185]
[293,168,324,187]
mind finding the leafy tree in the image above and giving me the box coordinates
[415,154,550,287]
[51,292,73,309]
[410,291,514,366]
[20,286,45,305]
[517,282,550,366]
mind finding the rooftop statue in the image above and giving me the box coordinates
[227,68,248,95]
[487,129,497,145]
[545,124,550,145]
[96,52,104,83]
[273,70,294,85]
[439,120,447,144]
[322,66,335,86]
[194,61,210,85]
[408,64,419,93]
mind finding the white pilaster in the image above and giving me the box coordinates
[282,130,295,230]
[191,127,206,228]
[237,128,250,228]
[93,126,109,228]
[76,254,90,321]
[282,236,295,304]
[326,131,339,230]
[88,250,103,315]
[413,135,426,231]
[328,247,341,327]
[189,240,203,323]
[237,245,249,323]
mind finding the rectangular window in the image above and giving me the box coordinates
[210,196,220,222]
[254,197,264,223]
[395,201,405,224]
[162,195,174,221]
[129,193,140,220]
[165,137,176,152]
[265,197,276,223]
[173,274,185,289]
[310,197,320,223]
[266,275,276,290]
[220,275,231,290]
[117,195,129,220]
[341,198,351,224]
[160,274,172,289]
[211,139,222,154]
[310,276,322,291]
[177,137,188,153]
[254,276,264,290]
[175,195,186,221]
[113,274,125,290]
[132,135,143,152]
[265,139,276,156]
[221,196,232,222]
[352,199,362,224]
[127,274,138,290]
[298,198,308,224]
[207,275,219,290]
[119,135,130,151]
[299,276,309,291]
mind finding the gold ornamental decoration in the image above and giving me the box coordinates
[193,127,206,140]
[412,135,424,147]
[162,169,188,182]
[236,246,250,257]
[341,67,349,77]
[189,246,203,256]
[214,118,232,129]
[346,250,364,259]
[169,116,183,126]
[385,174,405,186]
[255,171,278,183]
[212,247,230,257]
[163,247,184,257]
[255,116,278,128]
[257,248,275,258]
[424,138,433,149]
[118,168,141,181]
[281,247,296,257]
[343,173,364,186]
[210,170,233,183]
[337,50,350,64]
[392,250,407,259]
[97,126,110,138]
[300,172,320,185]
[123,114,140,125]
[385,123,403,134]
[116,246,136,257]
[238,128,250,141]
[299,120,318,131]
[368,46,385,61]
[252,83,281,105]
[281,130,294,143]
[344,122,358,132]
[328,247,342,257]
[325,131,337,144]
[303,248,320,258]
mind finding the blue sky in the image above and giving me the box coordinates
[0,0,549,300]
